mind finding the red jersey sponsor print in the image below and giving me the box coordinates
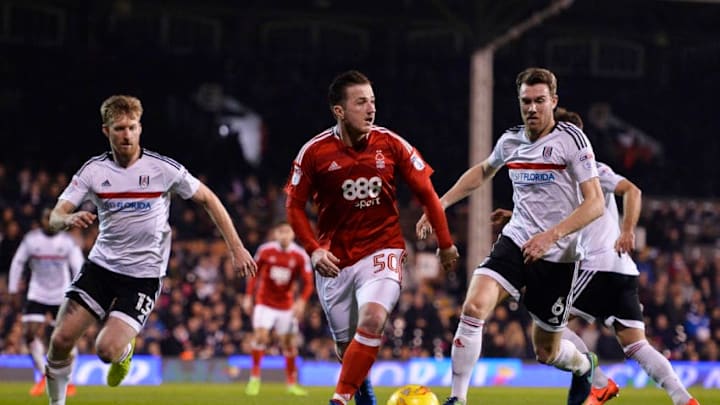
[248,241,313,310]
[285,126,434,268]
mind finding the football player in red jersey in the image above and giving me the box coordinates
[286,70,459,405]
[243,221,313,396]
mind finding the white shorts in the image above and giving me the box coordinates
[315,248,404,342]
[252,304,298,335]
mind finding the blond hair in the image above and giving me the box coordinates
[100,95,143,126]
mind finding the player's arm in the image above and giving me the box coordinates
[614,178,642,254]
[8,239,28,295]
[416,159,499,238]
[490,208,513,228]
[293,255,314,318]
[285,161,341,278]
[441,159,499,209]
[191,183,257,277]
[243,252,262,314]
[49,200,96,232]
[522,177,604,263]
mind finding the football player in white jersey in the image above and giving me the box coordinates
[495,108,698,405]
[8,208,84,397]
[43,95,257,405]
[417,68,605,405]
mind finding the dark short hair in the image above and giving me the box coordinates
[328,70,371,108]
[516,67,557,96]
[272,219,290,228]
[555,107,584,129]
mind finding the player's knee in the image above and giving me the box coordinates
[461,298,493,319]
[533,345,555,364]
[357,312,387,334]
[95,341,123,363]
[49,329,76,353]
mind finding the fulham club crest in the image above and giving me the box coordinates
[542,146,553,160]
[139,175,150,188]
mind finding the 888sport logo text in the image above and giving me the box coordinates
[342,176,382,209]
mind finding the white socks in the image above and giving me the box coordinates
[550,339,590,375]
[561,328,608,387]
[46,358,73,405]
[29,337,46,371]
[450,315,485,401]
[625,340,692,405]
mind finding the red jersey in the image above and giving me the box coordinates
[286,125,443,268]
[247,241,313,310]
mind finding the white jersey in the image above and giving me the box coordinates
[488,122,599,262]
[8,229,84,305]
[58,149,200,278]
[579,162,639,275]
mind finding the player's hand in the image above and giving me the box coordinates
[522,230,558,264]
[490,209,512,227]
[437,245,460,271]
[231,246,257,277]
[292,300,306,319]
[615,230,636,255]
[64,211,97,229]
[311,248,341,277]
[242,295,253,315]
[415,214,432,240]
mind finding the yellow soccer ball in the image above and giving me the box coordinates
[386,384,440,405]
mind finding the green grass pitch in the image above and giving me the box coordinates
[1,382,717,404]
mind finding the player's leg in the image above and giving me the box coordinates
[330,249,403,405]
[246,304,273,395]
[565,271,618,405]
[616,326,695,405]
[444,236,519,405]
[99,272,161,387]
[278,315,307,396]
[609,275,696,405]
[23,318,46,373]
[46,299,97,405]
[23,317,47,395]
[443,274,506,405]
[315,259,357,405]
[525,262,594,390]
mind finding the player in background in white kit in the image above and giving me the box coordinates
[491,107,700,405]
[417,68,605,405]
[44,95,257,405]
[8,207,84,397]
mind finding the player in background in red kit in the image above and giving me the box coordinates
[285,70,459,405]
[242,221,313,397]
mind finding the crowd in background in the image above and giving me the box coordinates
[1,163,718,363]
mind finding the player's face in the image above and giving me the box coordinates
[103,114,142,160]
[518,83,557,139]
[338,83,375,136]
[274,224,294,247]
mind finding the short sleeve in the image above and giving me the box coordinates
[59,171,92,207]
[566,143,599,184]
[596,162,625,194]
[487,136,507,169]
[170,166,201,199]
